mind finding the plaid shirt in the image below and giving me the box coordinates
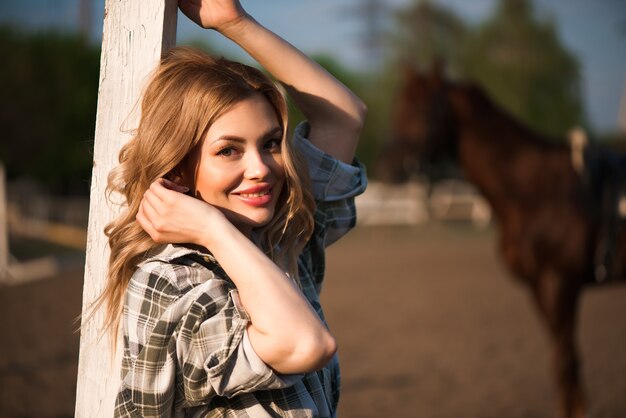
[114,122,367,417]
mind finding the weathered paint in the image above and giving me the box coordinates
[74,0,177,416]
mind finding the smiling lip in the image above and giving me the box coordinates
[233,185,274,207]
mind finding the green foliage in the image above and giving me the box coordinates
[286,54,385,167]
[0,25,100,194]
[179,38,216,55]
[355,63,401,168]
[0,1,592,193]
[462,0,584,136]
[392,0,469,75]
[390,0,585,138]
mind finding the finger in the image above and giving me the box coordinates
[142,188,163,213]
[141,191,164,228]
[136,202,156,238]
[138,200,169,243]
[149,178,168,198]
[151,178,184,201]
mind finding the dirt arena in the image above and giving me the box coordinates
[2,224,625,417]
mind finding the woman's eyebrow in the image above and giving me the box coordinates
[212,135,247,144]
[265,126,282,137]
[211,126,282,145]
[257,126,283,140]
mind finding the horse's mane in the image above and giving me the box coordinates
[455,81,567,151]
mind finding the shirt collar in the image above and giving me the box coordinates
[139,243,218,266]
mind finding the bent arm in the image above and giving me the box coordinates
[200,219,337,374]
[221,16,367,163]
[138,179,336,374]
[179,0,367,163]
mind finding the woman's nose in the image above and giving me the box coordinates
[244,151,272,179]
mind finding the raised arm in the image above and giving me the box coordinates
[138,180,336,374]
[179,0,367,163]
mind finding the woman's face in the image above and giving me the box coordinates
[187,93,286,236]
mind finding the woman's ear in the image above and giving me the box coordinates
[165,169,183,185]
[166,167,193,194]
[171,150,201,195]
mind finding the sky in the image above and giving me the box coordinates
[1,0,625,134]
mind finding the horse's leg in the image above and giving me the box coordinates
[532,268,586,418]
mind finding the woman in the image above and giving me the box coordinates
[102,0,367,416]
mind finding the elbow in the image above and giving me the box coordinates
[272,330,337,374]
[324,97,368,135]
[350,99,368,133]
[296,331,338,372]
[310,330,338,369]
[252,326,337,373]
[320,334,338,367]
[356,99,368,126]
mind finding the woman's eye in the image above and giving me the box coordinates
[217,147,235,157]
[264,138,282,151]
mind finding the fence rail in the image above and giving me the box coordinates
[1,179,491,284]
[356,179,491,228]
[2,181,88,284]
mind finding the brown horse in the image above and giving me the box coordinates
[376,66,626,418]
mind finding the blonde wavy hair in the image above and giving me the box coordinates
[98,46,315,337]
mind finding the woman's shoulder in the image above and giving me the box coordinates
[292,121,367,203]
[132,244,231,294]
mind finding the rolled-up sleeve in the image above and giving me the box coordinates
[115,262,301,417]
[179,287,301,401]
[293,122,367,245]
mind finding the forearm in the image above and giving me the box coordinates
[202,222,336,373]
[138,178,335,373]
[220,15,367,163]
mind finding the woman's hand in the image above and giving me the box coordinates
[178,0,247,31]
[178,0,366,164]
[137,178,225,246]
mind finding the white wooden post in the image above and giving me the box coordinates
[75,1,177,416]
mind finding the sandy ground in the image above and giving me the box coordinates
[324,225,626,418]
[1,224,625,418]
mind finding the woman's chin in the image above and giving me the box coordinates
[227,210,275,234]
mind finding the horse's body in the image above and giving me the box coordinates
[376,67,626,418]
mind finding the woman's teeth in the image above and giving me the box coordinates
[240,190,269,198]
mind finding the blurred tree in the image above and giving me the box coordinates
[320,55,396,168]
[392,0,468,76]
[284,54,384,166]
[389,0,584,138]
[462,0,584,136]
[363,0,469,179]
[0,25,100,195]
[355,63,401,170]
[334,0,400,169]
[340,0,389,69]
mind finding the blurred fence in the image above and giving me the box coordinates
[356,179,491,228]
[2,180,88,284]
[1,177,491,284]
[7,180,89,228]
[6,180,88,250]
